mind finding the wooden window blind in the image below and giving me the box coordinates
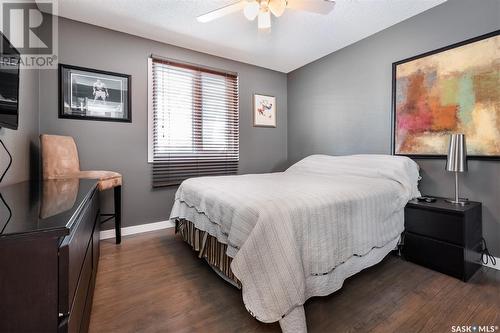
[150,57,239,187]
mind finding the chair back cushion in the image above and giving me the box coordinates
[40,134,80,179]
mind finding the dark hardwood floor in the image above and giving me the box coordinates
[89,229,500,333]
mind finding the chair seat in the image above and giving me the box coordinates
[78,170,122,191]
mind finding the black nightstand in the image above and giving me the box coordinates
[402,197,482,282]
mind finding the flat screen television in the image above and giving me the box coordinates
[0,32,20,130]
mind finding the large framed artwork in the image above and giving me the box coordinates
[59,64,131,122]
[253,94,277,127]
[392,30,499,159]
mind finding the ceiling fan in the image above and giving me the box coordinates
[197,0,336,31]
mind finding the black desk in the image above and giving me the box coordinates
[0,179,100,333]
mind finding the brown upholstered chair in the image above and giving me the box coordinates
[40,134,122,243]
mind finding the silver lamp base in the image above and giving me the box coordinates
[445,198,469,206]
[446,171,469,205]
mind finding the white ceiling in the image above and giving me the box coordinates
[50,0,446,73]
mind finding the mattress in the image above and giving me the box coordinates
[170,154,421,327]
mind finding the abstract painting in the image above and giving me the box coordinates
[392,31,499,159]
[253,94,276,127]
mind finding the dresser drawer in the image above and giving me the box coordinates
[59,188,99,314]
[92,215,100,277]
[403,232,464,280]
[65,241,93,333]
[405,207,463,245]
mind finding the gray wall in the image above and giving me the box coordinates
[39,17,288,229]
[287,0,500,256]
[0,67,39,187]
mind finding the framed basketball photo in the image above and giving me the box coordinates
[59,64,131,122]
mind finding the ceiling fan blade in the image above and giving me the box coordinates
[286,0,336,15]
[269,0,287,17]
[197,1,245,23]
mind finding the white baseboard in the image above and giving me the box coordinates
[483,256,500,271]
[100,220,175,240]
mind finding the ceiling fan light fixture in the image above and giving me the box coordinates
[243,0,260,21]
[257,9,271,31]
[269,0,287,17]
[196,0,336,32]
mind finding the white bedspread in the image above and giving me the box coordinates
[170,154,421,323]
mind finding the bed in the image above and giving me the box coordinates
[170,154,421,332]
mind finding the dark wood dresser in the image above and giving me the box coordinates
[0,179,100,333]
[403,197,482,282]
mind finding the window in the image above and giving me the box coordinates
[148,57,239,187]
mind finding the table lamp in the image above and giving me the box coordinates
[445,134,468,205]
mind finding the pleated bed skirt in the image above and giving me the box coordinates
[175,219,241,288]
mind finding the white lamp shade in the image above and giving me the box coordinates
[243,1,260,20]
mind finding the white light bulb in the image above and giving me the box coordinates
[258,9,271,31]
[243,1,260,21]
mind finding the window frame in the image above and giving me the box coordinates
[147,56,239,164]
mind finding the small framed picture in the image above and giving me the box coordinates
[253,94,276,128]
[59,64,131,122]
